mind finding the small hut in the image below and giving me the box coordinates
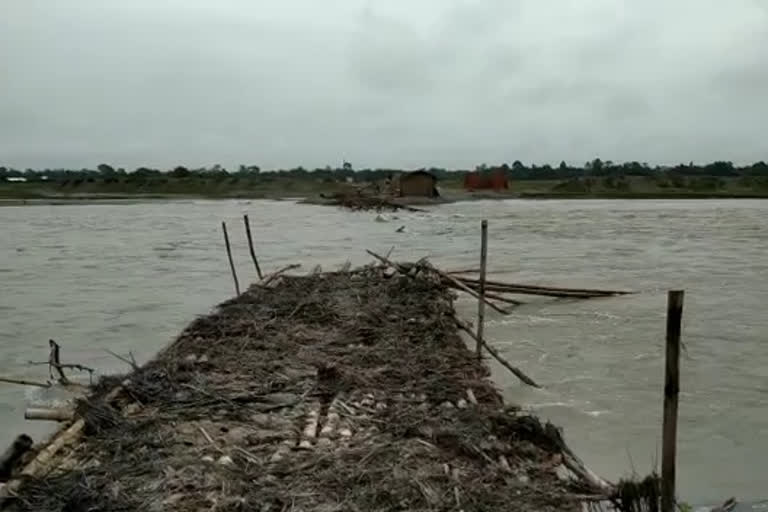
[399,170,439,198]
[464,169,508,190]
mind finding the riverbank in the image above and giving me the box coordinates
[3,176,768,205]
[0,261,658,511]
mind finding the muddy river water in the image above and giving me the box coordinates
[1,198,766,508]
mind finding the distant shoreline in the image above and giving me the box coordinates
[2,190,767,208]
[2,175,768,206]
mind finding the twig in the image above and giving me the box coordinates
[453,316,540,388]
[366,249,410,273]
[28,361,94,373]
[104,349,139,371]
[198,425,216,446]
[259,264,301,287]
[233,446,260,465]
[711,498,737,512]
[48,339,69,385]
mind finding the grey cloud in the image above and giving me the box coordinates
[1,0,767,170]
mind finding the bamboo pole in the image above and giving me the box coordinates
[476,220,488,359]
[454,277,631,297]
[0,376,51,388]
[222,221,240,295]
[453,316,540,388]
[243,214,263,280]
[661,290,684,512]
[455,281,622,299]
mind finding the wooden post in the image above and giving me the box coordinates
[222,221,240,295]
[661,290,684,512]
[243,214,263,280]
[476,220,488,359]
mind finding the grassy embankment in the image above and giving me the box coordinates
[2,174,768,202]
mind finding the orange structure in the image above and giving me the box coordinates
[463,169,508,190]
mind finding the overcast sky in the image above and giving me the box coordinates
[1,0,767,170]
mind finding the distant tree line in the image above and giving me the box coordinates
[2,159,768,183]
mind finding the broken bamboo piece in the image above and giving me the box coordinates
[0,386,124,500]
[243,214,263,280]
[476,220,488,359]
[24,407,74,422]
[453,316,540,388]
[222,221,240,295]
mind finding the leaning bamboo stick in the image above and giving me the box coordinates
[222,221,240,295]
[243,214,263,280]
[453,316,540,388]
[456,281,621,299]
[466,285,602,298]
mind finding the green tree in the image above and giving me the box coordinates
[97,163,115,175]
[171,166,191,178]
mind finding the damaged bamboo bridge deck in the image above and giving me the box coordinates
[0,256,654,512]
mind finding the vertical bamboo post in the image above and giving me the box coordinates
[476,220,488,359]
[243,214,263,280]
[661,290,684,512]
[222,221,240,295]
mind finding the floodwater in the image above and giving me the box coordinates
[1,199,767,509]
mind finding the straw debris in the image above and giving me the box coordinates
[4,264,634,511]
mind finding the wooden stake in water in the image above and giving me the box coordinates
[476,220,488,359]
[222,221,240,295]
[662,290,684,512]
[243,214,263,280]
